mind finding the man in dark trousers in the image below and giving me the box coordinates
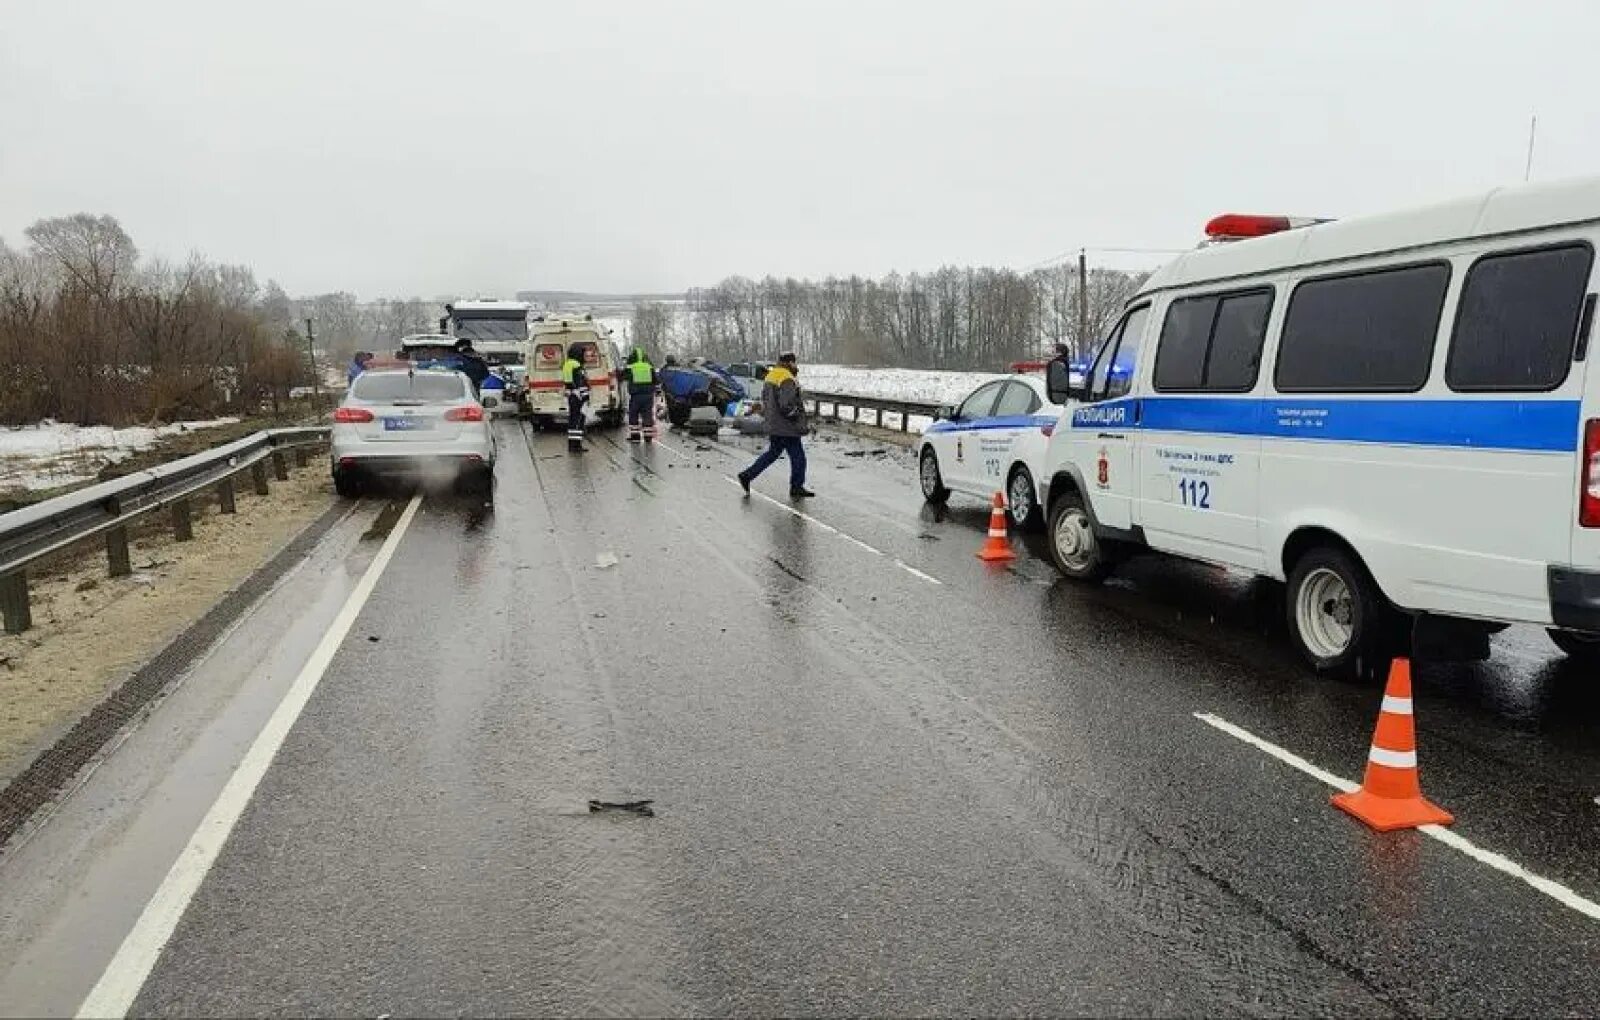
[737,351,814,498]
[561,344,589,453]
[623,346,658,443]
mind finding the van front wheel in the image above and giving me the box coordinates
[1047,492,1111,582]
[1548,628,1600,666]
[1286,546,1384,675]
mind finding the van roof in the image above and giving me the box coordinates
[1140,175,1600,297]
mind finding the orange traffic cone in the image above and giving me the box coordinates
[1332,658,1453,832]
[976,491,1017,562]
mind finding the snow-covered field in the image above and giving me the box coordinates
[0,418,239,494]
[800,364,1006,405]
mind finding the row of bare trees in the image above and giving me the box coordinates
[641,265,1146,370]
[0,214,436,426]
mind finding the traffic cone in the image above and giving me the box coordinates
[1332,658,1453,832]
[976,491,1017,562]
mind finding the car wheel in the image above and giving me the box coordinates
[1547,628,1600,665]
[919,448,949,504]
[1285,545,1386,676]
[333,469,363,499]
[1007,465,1040,531]
[1047,490,1111,582]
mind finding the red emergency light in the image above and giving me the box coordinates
[1204,213,1325,241]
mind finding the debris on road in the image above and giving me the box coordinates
[587,799,655,817]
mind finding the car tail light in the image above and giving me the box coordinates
[444,405,485,422]
[1582,419,1600,528]
[333,407,373,423]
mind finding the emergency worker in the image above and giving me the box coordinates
[561,344,589,452]
[624,347,658,443]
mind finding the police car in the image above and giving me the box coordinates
[918,369,1063,528]
[1038,178,1600,673]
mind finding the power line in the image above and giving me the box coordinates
[1021,244,1189,271]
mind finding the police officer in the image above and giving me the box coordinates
[561,343,589,452]
[624,347,658,443]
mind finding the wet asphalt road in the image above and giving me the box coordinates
[125,419,1600,1017]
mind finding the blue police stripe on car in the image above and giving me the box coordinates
[1068,397,1582,453]
[925,414,1057,435]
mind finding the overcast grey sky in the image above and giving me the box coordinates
[3,1,1596,298]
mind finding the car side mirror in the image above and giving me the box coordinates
[933,404,955,421]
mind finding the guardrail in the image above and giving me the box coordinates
[0,427,329,635]
[804,391,942,433]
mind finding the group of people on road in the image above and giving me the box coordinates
[563,345,812,496]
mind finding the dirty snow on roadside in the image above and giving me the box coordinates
[0,418,239,494]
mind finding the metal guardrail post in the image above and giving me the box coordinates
[106,527,131,578]
[171,498,194,542]
[217,478,236,514]
[294,448,308,468]
[271,452,289,482]
[875,408,884,428]
[1,571,29,635]
[252,461,270,495]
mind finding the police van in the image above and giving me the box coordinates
[1040,178,1600,673]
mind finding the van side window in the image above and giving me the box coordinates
[1275,263,1450,393]
[1089,307,1148,402]
[1446,244,1593,392]
[1154,288,1273,392]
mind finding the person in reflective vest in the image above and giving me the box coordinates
[624,347,658,443]
[561,345,589,453]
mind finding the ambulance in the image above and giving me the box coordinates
[521,315,628,430]
[1039,177,1600,673]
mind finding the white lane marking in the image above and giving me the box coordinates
[1193,711,1600,923]
[78,494,425,1019]
[726,476,941,585]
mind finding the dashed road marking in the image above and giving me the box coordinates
[1193,711,1600,923]
[725,477,942,585]
[77,494,425,1019]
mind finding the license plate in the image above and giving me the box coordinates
[382,416,433,431]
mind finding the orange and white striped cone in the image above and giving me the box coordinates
[976,491,1017,562]
[1331,658,1453,832]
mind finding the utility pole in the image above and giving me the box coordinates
[1525,114,1538,182]
[305,317,321,412]
[1076,248,1089,355]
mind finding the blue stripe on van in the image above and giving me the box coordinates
[1069,397,1583,453]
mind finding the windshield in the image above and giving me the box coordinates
[452,318,527,343]
[350,372,467,402]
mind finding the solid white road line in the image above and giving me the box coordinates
[77,494,425,1019]
[1193,711,1600,923]
[725,476,942,585]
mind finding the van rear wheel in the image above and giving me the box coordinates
[1286,546,1385,676]
[1548,628,1600,666]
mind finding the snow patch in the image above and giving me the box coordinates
[0,418,240,494]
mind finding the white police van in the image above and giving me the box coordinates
[1040,178,1600,673]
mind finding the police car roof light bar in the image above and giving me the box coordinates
[1204,213,1327,240]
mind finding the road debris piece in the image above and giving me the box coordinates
[588,798,655,817]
